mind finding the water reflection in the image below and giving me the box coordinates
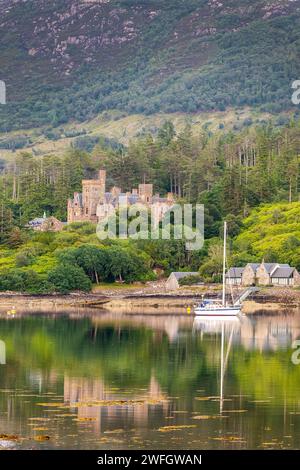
[0,311,299,449]
[193,314,300,351]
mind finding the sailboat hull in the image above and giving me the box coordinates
[194,221,243,317]
[194,306,241,316]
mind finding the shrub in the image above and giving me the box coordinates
[47,264,92,294]
[15,251,35,267]
[15,246,41,267]
[0,269,52,293]
[52,231,81,247]
[65,222,96,235]
[179,274,202,286]
[105,246,150,283]
[6,228,27,248]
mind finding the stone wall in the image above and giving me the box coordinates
[293,270,300,286]
[165,274,179,291]
[256,265,271,285]
[242,265,256,286]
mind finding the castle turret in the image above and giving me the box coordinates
[139,183,153,204]
[167,192,174,203]
[98,169,106,188]
[67,192,84,223]
[82,170,106,220]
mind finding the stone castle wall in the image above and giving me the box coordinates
[68,170,174,226]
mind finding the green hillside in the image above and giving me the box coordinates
[0,0,300,132]
[2,200,300,294]
[0,107,276,160]
[233,202,300,269]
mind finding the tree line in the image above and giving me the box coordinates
[1,119,300,241]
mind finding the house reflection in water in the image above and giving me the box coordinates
[193,313,300,352]
[63,374,169,432]
[90,314,194,344]
[91,312,300,353]
[238,315,300,352]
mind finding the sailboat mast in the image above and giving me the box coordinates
[220,322,225,414]
[222,221,227,307]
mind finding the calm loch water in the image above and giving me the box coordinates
[0,311,300,450]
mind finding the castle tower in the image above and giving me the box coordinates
[139,183,153,204]
[98,169,106,190]
[82,170,106,220]
[67,192,83,223]
[67,199,73,224]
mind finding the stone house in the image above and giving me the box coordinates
[255,263,289,286]
[226,262,300,287]
[270,266,300,286]
[225,268,244,285]
[241,263,260,286]
[166,272,200,291]
[27,215,64,232]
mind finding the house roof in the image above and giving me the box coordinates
[128,194,139,205]
[170,272,199,281]
[226,267,244,278]
[28,216,63,227]
[246,263,260,271]
[152,196,170,204]
[262,263,278,273]
[271,267,295,279]
[224,263,296,280]
[28,218,45,226]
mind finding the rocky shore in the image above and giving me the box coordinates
[1,284,300,315]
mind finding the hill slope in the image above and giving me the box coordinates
[0,0,300,132]
[233,202,300,269]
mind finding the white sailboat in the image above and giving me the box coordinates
[194,221,241,316]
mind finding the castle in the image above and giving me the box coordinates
[67,170,175,226]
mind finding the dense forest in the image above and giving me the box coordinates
[1,118,300,292]
[1,119,300,228]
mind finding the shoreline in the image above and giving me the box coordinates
[1,285,300,315]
